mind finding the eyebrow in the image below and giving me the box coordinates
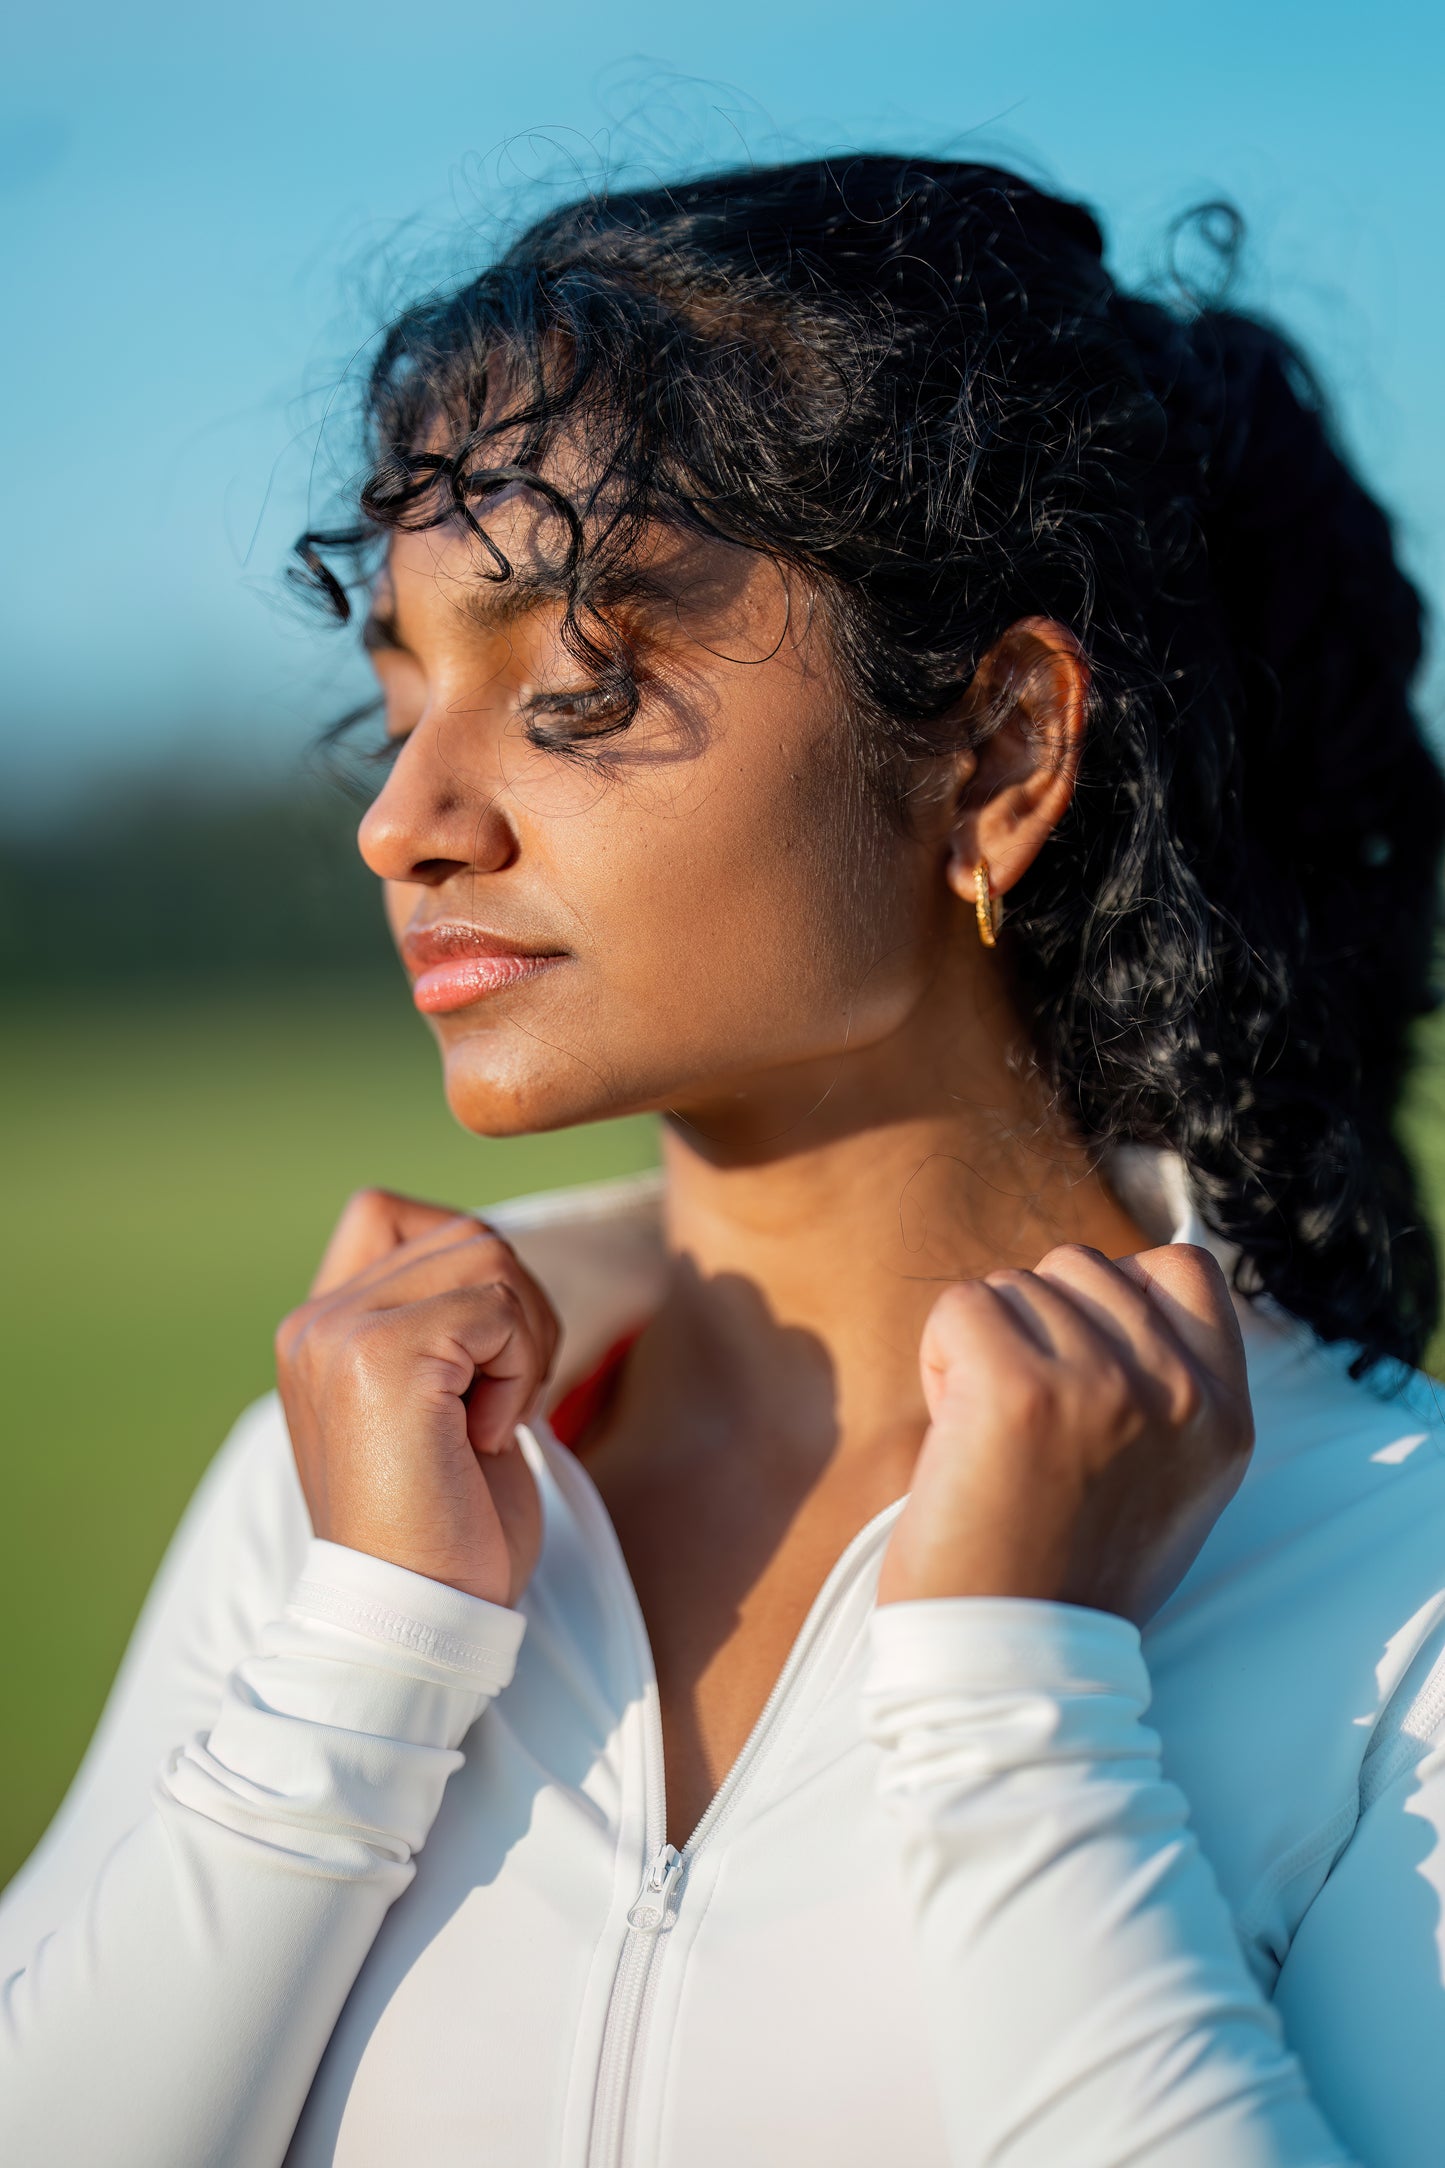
[458,564,571,634]
[359,564,575,656]
[361,562,685,658]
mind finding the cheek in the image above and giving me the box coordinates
[562,749,930,1067]
[432,713,943,1137]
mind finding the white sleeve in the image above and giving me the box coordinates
[0,1518,524,2168]
[0,1394,312,1961]
[861,1599,1352,2168]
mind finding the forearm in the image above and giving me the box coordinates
[0,1541,524,2168]
[862,1600,1351,2168]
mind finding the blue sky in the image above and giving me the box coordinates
[4,0,1443,816]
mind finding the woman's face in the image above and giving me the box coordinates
[360,505,968,1144]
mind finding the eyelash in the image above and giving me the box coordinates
[360,681,635,772]
[520,682,635,749]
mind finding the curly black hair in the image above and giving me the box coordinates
[295,155,1445,1378]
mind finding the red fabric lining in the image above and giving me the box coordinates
[547,1329,642,1454]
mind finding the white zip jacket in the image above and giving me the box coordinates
[3,1147,1445,2168]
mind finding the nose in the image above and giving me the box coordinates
[358,725,518,887]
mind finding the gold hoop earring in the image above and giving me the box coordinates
[974,858,1003,948]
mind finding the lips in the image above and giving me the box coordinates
[402,921,566,1015]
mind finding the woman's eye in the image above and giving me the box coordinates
[521,682,635,746]
[345,718,407,771]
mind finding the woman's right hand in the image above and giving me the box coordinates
[275,1189,558,1607]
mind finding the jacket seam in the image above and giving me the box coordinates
[1360,1667,1445,1812]
[287,1581,514,1684]
[1235,1796,1359,1955]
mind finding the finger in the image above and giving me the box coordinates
[316,1226,544,1333]
[919,1278,1049,1424]
[351,1284,550,1456]
[512,1267,561,1406]
[1113,1244,1248,1402]
[418,1287,551,1456]
[981,1266,1116,1368]
[314,1211,495,1305]
[313,1227,561,1415]
[1030,1245,1204,1421]
[311,1188,479,1296]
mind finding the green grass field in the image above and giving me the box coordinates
[6,981,1445,1890]
[0,983,658,1887]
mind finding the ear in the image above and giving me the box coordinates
[942,616,1089,910]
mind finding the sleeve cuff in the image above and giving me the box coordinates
[287,1538,527,1698]
[865,1596,1148,1706]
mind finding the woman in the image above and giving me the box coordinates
[3,155,1444,2167]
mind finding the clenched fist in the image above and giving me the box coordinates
[276,1189,559,1607]
[877,1242,1254,1625]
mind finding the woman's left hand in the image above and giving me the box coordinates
[876,1243,1254,1625]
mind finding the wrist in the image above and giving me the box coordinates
[876,1508,1076,1608]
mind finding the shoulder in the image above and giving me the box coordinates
[1143,1306,1445,1964]
[0,1392,310,1959]
[90,1388,312,1742]
[1152,1303,1445,1717]
[1168,1310,1445,1665]
[151,1390,314,1658]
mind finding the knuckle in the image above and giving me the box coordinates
[477,1274,525,1314]
[274,1302,320,1366]
[336,1309,395,1371]
[450,1213,512,1260]
[342,1185,393,1223]
[1145,1240,1228,1296]
[1038,1242,1103,1274]
[925,1281,990,1357]
[999,1370,1056,1430]
[938,1277,990,1318]
[440,1279,526,1345]
[1222,1391,1256,1458]
[1083,1356,1143,1439]
[927,1280,969,1329]
[1168,1364,1204,1427]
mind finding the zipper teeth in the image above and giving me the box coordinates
[681,1498,904,1863]
[592,1502,903,2166]
[567,1422,906,2168]
[569,1441,666,2168]
[590,1934,654,2166]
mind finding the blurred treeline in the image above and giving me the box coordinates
[0,773,391,989]
[0,763,658,1889]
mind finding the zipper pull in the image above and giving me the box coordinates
[627,1844,684,1932]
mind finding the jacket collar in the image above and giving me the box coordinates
[486,1144,1293,1404]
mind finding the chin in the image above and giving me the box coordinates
[438,1036,629,1140]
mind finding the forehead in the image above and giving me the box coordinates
[378,487,564,607]
[374,501,779,650]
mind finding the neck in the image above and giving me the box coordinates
[651,1005,1151,1470]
